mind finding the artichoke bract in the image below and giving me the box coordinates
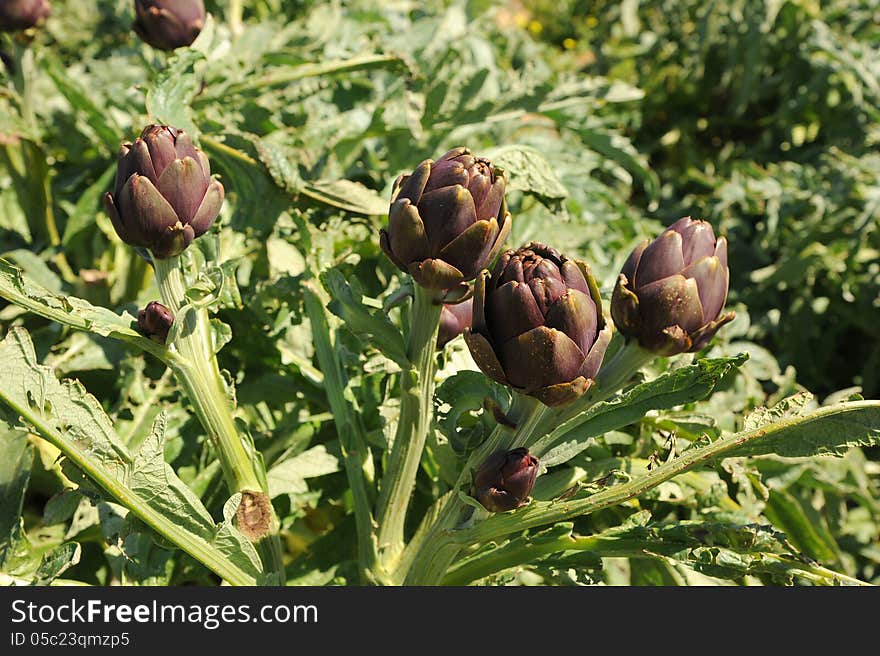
[437,298,473,349]
[474,448,539,513]
[103,125,224,259]
[138,301,173,343]
[611,217,734,355]
[0,0,50,31]
[380,147,511,295]
[133,0,205,51]
[466,243,612,407]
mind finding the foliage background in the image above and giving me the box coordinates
[0,0,878,585]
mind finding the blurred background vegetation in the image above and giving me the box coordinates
[1,0,878,585]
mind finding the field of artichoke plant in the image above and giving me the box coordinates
[0,0,878,588]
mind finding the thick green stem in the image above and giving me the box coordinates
[375,284,442,571]
[153,255,284,583]
[303,282,376,583]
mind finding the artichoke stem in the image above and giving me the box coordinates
[375,283,443,572]
[153,255,285,583]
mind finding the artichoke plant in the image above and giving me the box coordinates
[611,217,734,355]
[466,243,612,407]
[0,0,50,31]
[103,125,224,259]
[138,301,173,343]
[437,298,473,349]
[474,448,540,513]
[380,147,511,295]
[133,0,205,51]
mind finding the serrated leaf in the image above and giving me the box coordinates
[535,355,749,466]
[744,391,814,431]
[0,259,169,362]
[483,145,568,203]
[0,328,260,585]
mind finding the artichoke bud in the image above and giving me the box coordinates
[0,0,50,32]
[437,297,473,349]
[474,448,539,512]
[103,124,224,259]
[379,147,511,297]
[465,242,613,407]
[138,301,173,343]
[133,0,205,51]
[611,217,734,355]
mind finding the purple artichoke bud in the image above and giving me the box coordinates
[474,448,539,512]
[437,298,473,349]
[611,217,735,355]
[133,0,205,51]
[0,0,50,32]
[465,243,613,407]
[103,125,224,259]
[137,301,173,343]
[380,147,511,293]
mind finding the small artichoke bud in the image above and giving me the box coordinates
[138,301,173,343]
[380,147,511,296]
[474,448,539,512]
[611,217,735,355]
[437,298,473,349]
[103,125,224,259]
[0,0,50,32]
[465,243,613,407]
[133,0,205,51]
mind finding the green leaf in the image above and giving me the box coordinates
[0,427,32,566]
[61,163,116,245]
[32,542,81,585]
[535,355,748,466]
[0,258,169,363]
[301,179,388,216]
[43,59,119,152]
[483,145,568,203]
[267,445,340,497]
[321,268,408,367]
[146,50,206,138]
[764,489,840,563]
[435,371,511,455]
[252,138,302,194]
[724,401,880,459]
[0,328,260,586]
[576,129,659,202]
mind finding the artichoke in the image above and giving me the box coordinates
[133,0,205,51]
[611,217,734,355]
[380,147,511,295]
[0,0,50,31]
[466,243,612,407]
[474,448,539,513]
[138,301,173,343]
[437,298,473,349]
[103,125,224,259]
